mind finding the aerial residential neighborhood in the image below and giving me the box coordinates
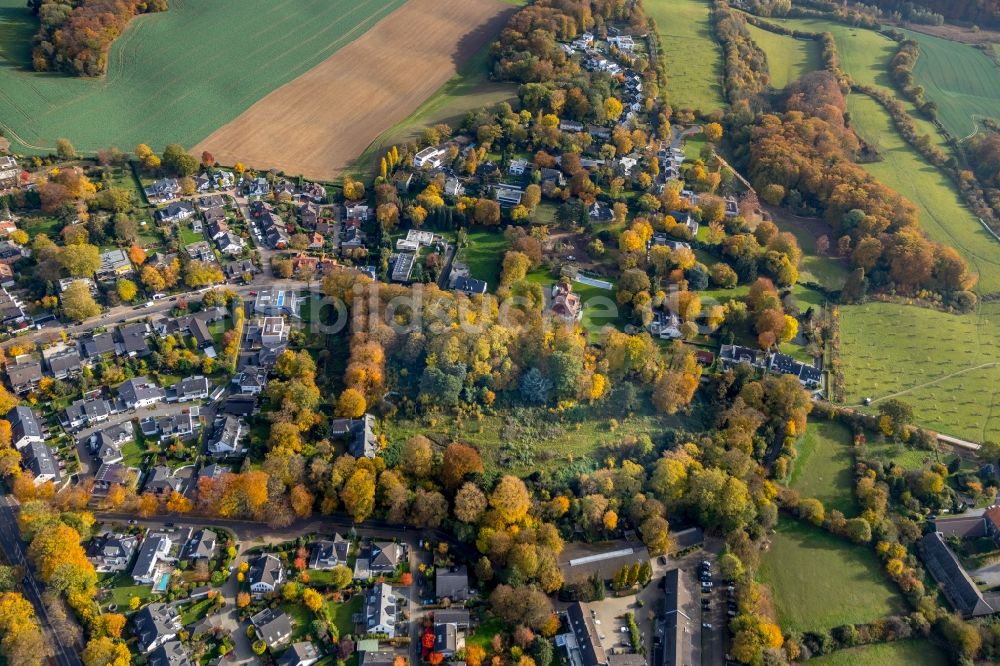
[0,1,999,666]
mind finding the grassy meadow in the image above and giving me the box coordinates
[648,0,725,112]
[758,519,906,633]
[903,28,1000,139]
[806,639,947,666]
[790,420,856,516]
[744,23,821,89]
[0,0,406,153]
[839,302,1000,443]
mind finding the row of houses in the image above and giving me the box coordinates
[719,344,822,389]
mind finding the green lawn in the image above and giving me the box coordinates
[648,0,725,112]
[744,23,821,89]
[768,209,849,290]
[461,228,508,289]
[351,41,518,175]
[758,519,906,633]
[903,28,1000,139]
[839,301,1000,443]
[860,438,943,471]
[790,420,857,516]
[806,639,947,666]
[846,93,1000,294]
[0,0,407,153]
[178,225,204,246]
[573,280,621,334]
[323,594,362,637]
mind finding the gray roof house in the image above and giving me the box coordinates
[249,553,284,595]
[149,640,192,666]
[207,415,245,457]
[278,641,320,666]
[24,442,60,486]
[118,322,152,357]
[172,375,210,402]
[662,568,696,666]
[8,406,43,449]
[132,532,173,585]
[185,529,217,560]
[370,541,404,573]
[254,289,299,318]
[118,376,165,409]
[309,535,349,570]
[435,565,471,602]
[364,582,398,637]
[44,345,81,379]
[81,331,117,359]
[560,602,607,666]
[134,602,181,653]
[6,357,42,394]
[86,532,138,573]
[251,607,294,649]
[144,465,186,496]
[330,414,377,458]
[155,201,196,224]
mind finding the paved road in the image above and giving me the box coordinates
[0,498,83,666]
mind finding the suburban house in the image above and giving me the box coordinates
[44,344,82,380]
[278,641,320,666]
[364,582,398,637]
[144,465,186,496]
[6,356,43,394]
[185,241,214,262]
[144,178,180,203]
[216,232,244,255]
[648,310,682,340]
[148,640,192,666]
[588,202,613,222]
[435,565,471,602]
[118,322,152,357]
[132,532,174,585]
[207,415,245,457]
[413,146,447,169]
[134,602,182,653]
[550,282,582,321]
[719,344,764,370]
[557,602,607,666]
[251,608,294,650]
[90,423,133,466]
[148,410,198,444]
[93,463,136,493]
[8,406,43,449]
[0,156,19,188]
[96,249,133,282]
[81,331,117,360]
[434,609,471,658]
[254,289,299,318]
[920,531,1000,618]
[24,442,60,486]
[360,651,397,666]
[453,275,488,296]
[370,541,405,574]
[118,376,165,408]
[247,177,270,198]
[330,414,377,458]
[155,201,195,224]
[86,532,138,573]
[494,184,523,208]
[249,553,285,595]
[309,535,350,570]
[172,375,210,402]
[233,366,267,395]
[184,529,217,560]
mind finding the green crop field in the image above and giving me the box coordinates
[0,0,406,154]
[902,29,1000,139]
[758,519,906,633]
[790,420,857,516]
[846,93,1000,294]
[744,23,821,89]
[648,0,725,112]
[839,301,1000,443]
[806,639,947,666]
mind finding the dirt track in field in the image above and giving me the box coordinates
[194,0,512,180]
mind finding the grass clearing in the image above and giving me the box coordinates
[758,519,906,633]
[805,639,947,666]
[902,28,1000,139]
[768,208,849,290]
[839,301,1000,443]
[744,23,822,88]
[0,0,407,153]
[790,420,857,515]
[461,228,508,288]
[648,0,725,112]
[846,93,1000,293]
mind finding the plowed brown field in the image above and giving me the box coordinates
[194,0,511,180]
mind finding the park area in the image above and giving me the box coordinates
[789,420,856,516]
[758,519,906,634]
[0,0,409,154]
[806,639,947,666]
[648,0,725,112]
[838,302,1000,443]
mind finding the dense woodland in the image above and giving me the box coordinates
[29,0,169,76]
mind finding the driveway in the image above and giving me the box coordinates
[217,554,260,665]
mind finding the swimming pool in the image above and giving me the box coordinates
[154,573,171,593]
